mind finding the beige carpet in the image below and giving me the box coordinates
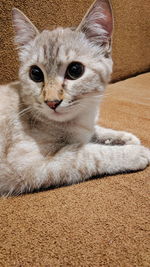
[0,0,150,83]
[0,73,150,267]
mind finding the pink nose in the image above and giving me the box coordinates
[45,100,62,110]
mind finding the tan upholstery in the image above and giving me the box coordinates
[0,0,150,83]
[1,73,150,267]
[0,1,150,265]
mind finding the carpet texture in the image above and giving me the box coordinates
[0,73,150,267]
[0,0,150,84]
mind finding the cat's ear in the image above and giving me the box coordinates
[12,8,39,47]
[77,0,113,46]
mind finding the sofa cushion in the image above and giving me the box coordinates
[0,73,149,267]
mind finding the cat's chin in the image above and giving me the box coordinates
[43,109,77,123]
[38,103,81,123]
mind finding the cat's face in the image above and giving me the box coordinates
[12,0,113,122]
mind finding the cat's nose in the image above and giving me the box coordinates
[45,100,62,110]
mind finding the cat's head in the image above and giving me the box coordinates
[12,0,113,122]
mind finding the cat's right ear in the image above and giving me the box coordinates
[12,8,39,47]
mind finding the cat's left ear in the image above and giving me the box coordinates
[12,8,39,47]
[77,0,113,47]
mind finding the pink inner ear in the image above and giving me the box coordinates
[14,20,27,33]
[99,8,113,36]
[12,8,39,47]
[80,0,113,42]
[92,0,113,37]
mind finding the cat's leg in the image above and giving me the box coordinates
[2,143,149,196]
[92,125,141,145]
[1,143,149,196]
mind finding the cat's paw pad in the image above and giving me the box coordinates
[119,132,141,145]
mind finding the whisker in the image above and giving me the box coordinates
[30,109,42,129]
[8,106,32,127]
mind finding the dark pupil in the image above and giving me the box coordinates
[29,65,44,83]
[66,62,84,80]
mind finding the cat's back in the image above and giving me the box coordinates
[0,81,20,119]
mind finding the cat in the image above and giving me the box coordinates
[0,0,149,196]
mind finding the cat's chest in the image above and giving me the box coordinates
[27,118,94,155]
[66,120,94,144]
[9,110,96,161]
[31,108,96,148]
[68,106,97,144]
[34,120,94,147]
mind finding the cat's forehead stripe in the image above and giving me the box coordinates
[43,44,47,58]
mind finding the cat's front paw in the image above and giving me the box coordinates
[133,146,150,170]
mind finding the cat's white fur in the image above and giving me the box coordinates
[0,0,150,196]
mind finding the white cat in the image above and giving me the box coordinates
[0,0,149,196]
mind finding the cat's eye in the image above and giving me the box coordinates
[65,62,84,80]
[29,65,44,83]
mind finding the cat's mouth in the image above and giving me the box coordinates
[41,90,101,122]
[53,110,65,115]
[41,99,82,122]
